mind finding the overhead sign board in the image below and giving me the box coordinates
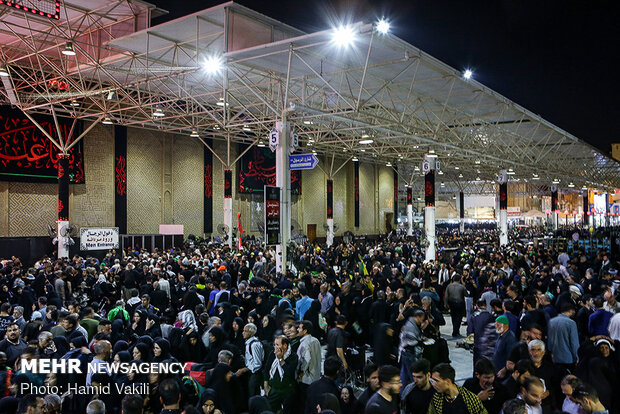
[264,185,281,246]
[290,153,319,170]
[80,227,119,250]
[268,128,279,152]
[290,129,299,153]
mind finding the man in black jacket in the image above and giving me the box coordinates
[304,356,342,414]
[264,335,299,414]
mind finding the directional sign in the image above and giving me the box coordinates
[290,153,319,170]
[269,128,279,152]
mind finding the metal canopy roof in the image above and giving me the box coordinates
[1,0,618,192]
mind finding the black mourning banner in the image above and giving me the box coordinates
[238,144,301,194]
[499,183,508,210]
[224,169,232,198]
[354,162,359,227]
[58,155,69,221]
[583,193,588,218]
[0,106,84,183]
[393,168,398,224]
[204,141,213,234]
[407,186,412,206]
[114,125,127,234]
[424,171,435,207]
[327,179,333,219]
[460,192,465,219]
[552,190,558,212]
[264,185,281,246]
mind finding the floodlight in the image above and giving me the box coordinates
[352,157,359,162]
[552,178,560,184]
[568,182,575,188]
[190,129,199,138]
[532,174,540,180]
[203,55,223,75]
[386,162,392,167]
[243,125,252,132]
[463,69,472,79]
[62,42,76,56]
[0,66,9,77]
[152,107,165,118]
[70,100,80,107]
[257,141,266,147]
[507,168,515,175]
[333,25,355,48]
[376,19,390,34]
[102,116,113,125]
[359,139,373,145]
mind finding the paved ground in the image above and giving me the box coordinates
[440,314,474,385]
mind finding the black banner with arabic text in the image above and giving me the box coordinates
[114,125,127,234]
[204,141,213,233]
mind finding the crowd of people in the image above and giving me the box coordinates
[0,226,618,414]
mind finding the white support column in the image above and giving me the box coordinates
[57,220,69,259]
[425,207,436,261]
[224,193,233,248]
[498,170,508,246]
[326,218,334,247]
[459,191,465,233]
[500,209,508,245]
[424,154,436,262]
[275,119,290,274]
[406,186,413,236]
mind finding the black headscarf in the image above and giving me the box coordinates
[53,336,70,357]
[153,338,172,362]
[133,342,150,362]
[113,340,129,354]
[248,395,272,414]
[258,314,276,342]
[197,388,218,411]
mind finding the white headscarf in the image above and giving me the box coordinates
[269,346,291,380]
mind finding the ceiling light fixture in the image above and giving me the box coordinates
[152,106,165,118]
[359,139,373,145]
[376,19,390,34]
[352,157,358,162]
[243,125,251,132]
[62,41,76,56]
[0,66,9,77]
[332,25,356,48]
[70,99,80,107]
[190,129,199,138]
[102,116,113,125]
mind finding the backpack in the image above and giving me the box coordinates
[183,362,212,386]
[247,337,266,368]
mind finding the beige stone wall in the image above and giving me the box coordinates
[2,129,397,238]
[127,128,163,234]
[172,135,203,236]
[71,124,115,228]
[358,163,376,234]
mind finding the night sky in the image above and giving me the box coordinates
[150,0,619,155]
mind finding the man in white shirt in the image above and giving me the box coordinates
[86,340,111,386]
[519,376,544,414]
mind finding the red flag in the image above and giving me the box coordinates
[237,212,243,251]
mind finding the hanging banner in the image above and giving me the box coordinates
[114,125,127,234]
[204,141,213,233]
[238,145,301,194]
[0,105,84,183]
[424,170,435,207]
[459,192,464,219]
[583,192,589,216]
[354,162,360,227]
[58,154,69,221]
[407,186,413,206]
[499,183,508,210]
[264,185,281,246]
[551,189,558,212]
[224,169,232,198]
[327,179,333,219]
[393,168,398,224]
